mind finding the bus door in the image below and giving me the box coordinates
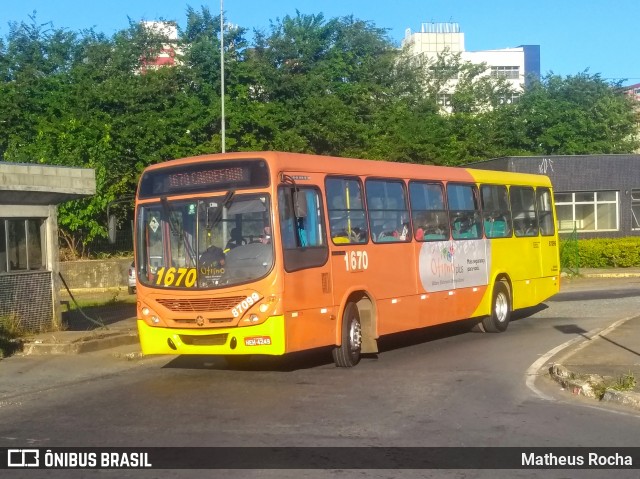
[277,182,334,352]
[509,186,543,308]
[537,187,560,277]
[447,183,488,319]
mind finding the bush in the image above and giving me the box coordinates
[560,237,640,268]
[0,314,25,358]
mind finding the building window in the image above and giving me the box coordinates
[632,189,640,230]
[498,93,520,105]
[1,218,46,272]
[429,66,459,80]
[554,191,618,232]
[437,93,453,107]
[490,66,520,79]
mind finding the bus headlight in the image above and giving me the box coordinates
[243,314,260,324]
[139,303,163,326]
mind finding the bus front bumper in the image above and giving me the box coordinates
[137,315,286,356]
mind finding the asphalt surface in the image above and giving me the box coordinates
[4,268,640,413]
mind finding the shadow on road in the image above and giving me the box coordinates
[62,301,136,331]
[160,310,548,372]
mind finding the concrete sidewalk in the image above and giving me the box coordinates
[548,314,640,411]
[19,316,139,355]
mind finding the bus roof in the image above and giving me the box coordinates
[145,151,553,188]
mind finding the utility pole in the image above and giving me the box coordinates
[220,0,226,153]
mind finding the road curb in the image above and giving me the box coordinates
[601,389,640,410]
[549,363,640,411]
[21,332,139,356]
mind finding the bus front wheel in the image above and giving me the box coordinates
[482,281,511,333]
[332,302,362,367]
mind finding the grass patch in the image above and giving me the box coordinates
[591,372,637,400]
[0,314,26,358]
[62,289,137,311]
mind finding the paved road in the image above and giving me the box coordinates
[1,277,640,479]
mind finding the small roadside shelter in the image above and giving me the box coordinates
[0,162,96,331]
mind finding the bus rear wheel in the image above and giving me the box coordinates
[332,302,362,367]
[482,281,511,333]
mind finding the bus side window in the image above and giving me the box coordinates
[511,186,539,237]
[409,181,449,241]
[326,177,368,244]
[447,183,482,240]
[537,187,555,236]
[365,179,411,243]
[480,184,512,238]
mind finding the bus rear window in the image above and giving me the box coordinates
[138,159,270,198]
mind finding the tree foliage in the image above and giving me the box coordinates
[0,9,637,256]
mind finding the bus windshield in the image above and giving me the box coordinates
[137,193,273,290]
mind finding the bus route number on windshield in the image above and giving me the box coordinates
[344,250,369,272]
[155,267,197,287]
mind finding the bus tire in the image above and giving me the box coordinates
[332,302,362,367]
[482,281,511,333]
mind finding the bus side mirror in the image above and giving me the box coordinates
[108,214,117,244]
[293,190,308,218]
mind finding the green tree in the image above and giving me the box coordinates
[505,72,639,154]
[245,12,414,157]
[2,9,639,258]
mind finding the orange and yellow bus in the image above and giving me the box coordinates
[134,151,559,367]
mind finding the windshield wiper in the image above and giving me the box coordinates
[206,190,235,230]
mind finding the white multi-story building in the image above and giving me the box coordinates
[402,22,540,108]
[140,21,181,70]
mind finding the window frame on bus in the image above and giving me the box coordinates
[408,180,450,242]
[510,186,539,237]
[447,182,483,240]
[277,185,329,273]
[365,177,412,244]
[536,187,555,237]
[480,184,513,239]
[325,176,369,245]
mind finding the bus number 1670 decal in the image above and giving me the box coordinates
[344,250,369,272]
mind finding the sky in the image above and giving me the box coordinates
[2,0,639,85]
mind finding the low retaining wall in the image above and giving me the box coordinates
[59,258,132,290]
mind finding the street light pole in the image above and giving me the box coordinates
[220,0,226,153]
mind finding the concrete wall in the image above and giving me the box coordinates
[0,163,95,194]
[58,258,133,290]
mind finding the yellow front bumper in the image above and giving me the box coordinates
[137,315,286,356]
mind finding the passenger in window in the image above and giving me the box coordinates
[259,225,272,244]
[225,228,245,251]
[350,227,365,243]
[201,244,225,265]
[396,222,410,241]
